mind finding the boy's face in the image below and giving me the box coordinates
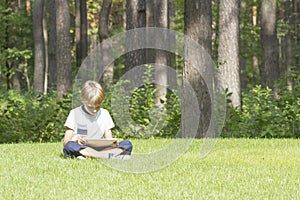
[84,104,101,115]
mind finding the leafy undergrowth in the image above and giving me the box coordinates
[0,139,299,199]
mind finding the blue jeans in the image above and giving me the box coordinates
[63,140,133,157]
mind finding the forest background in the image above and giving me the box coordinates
[0,0,300,143]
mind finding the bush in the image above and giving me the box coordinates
[102,65,181,139]
[0,90,71,143]
[223,85,300,138]
[0,66,181,143]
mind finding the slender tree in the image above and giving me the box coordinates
[99,0,113,89]
[218,0,241,107]
[12,0,24,91]
[56,0,72,99]
[154,0,169,108]
[26,0,30,15]
[75,0,80,68]
[184,0,212,138]
[33,0,45,93]
[48,0,57,89]
[75,0,88,68]
[99,0,112,42]
[250,0,260,89]
[261,0,279,91]
[167,0,177,91]
[80,0,88,63]
[43,1,48,93]
[280,0,297,91]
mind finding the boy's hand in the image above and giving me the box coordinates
[72,134,87,145]
[78,135,87,145]
[111,140,119,147]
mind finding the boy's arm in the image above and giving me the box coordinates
[63,128,74,146]
[104,129,118,147]
[104,129,112,138]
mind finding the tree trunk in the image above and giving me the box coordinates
[251,0,260,86]
[185,0,212,54]
[80,0,88,63]
[260,0,279,91]
[26,0,31,15]
[99,0,112,42]
[154,0,169,108]
[218,0,241,108]
[12,68,21,92]
[168,0,176,63]
[43,2,48,94]
[99,0,113,90]
[4,0,11,90]
[146,0,155,64]
[184,0,212,138]
[239,0,246,90]
[48,0,57,89]
[33,0,45,93]
[75,0,88,68]
[56,0,72,99]
[75,0,80,68]
[125,0,146,71]
[294,1,300,69]
[18,0,21,8]
[280,0,297,91]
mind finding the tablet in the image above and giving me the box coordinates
[85,138,118,148]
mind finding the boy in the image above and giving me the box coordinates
[63,80,132,159]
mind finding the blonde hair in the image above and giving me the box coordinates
[80,80,105,106]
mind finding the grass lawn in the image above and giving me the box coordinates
[0,139,299,199]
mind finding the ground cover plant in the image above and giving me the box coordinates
[1,139,299,199]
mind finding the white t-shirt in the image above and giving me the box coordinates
[64,106,115,139]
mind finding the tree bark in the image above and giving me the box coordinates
[99,0,113,89]
[43,2,48,93]
[260,0,279,91]
[80,0,88,63]
[146,0,155,64]
[185,0,212,54]
[75,0,80,68]
[125,0,146,71]
[167,0,177,89]
[48,0,57,89]
[154,0,169,108]
[184,0,212,138]
[33,0,45,93]
[99,0,112,42]
[56,0,72,99]
[74,0,88,68]
[280,0,297,91]
[218,0,241,107]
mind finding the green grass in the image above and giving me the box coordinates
[1,139,299,199]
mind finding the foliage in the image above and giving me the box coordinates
[110,0,126,34]
[173,0,184,32]
[102,65,181,139]
[0,1,33,90]
[0,64,180,144]
[223,83,300,138]
[0,90,71,143]
[1,139,299,199]
[1,0,300,141]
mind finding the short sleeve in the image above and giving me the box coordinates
[64,110,76,131]
[100,109,115,131]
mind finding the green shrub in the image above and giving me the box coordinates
[102,65,181,138]
[223,85,300,138]
[0,90,71,143]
